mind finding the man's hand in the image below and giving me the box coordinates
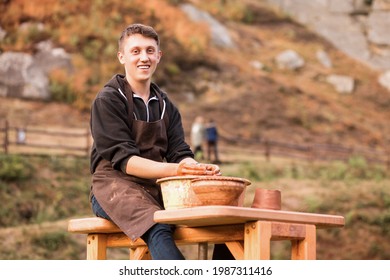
[177,162,221,176]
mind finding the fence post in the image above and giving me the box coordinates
[308,144,315,163]
[4,119,9,154]
[264,139,270,162]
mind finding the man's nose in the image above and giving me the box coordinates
[140,51,149,61]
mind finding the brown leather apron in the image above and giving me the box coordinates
[91,87,168,241]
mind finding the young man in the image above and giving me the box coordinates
[89,23,221,260]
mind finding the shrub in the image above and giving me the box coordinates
[31,231,69,251]
[373,210,390,237]
[0,154,34,182]
[49,69,76,104]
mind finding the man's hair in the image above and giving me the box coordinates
[118,23,160,52]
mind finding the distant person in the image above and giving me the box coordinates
[205,118,220,163]
[88,23,222,260]
[190,116,205,160]
[16,128,26,144]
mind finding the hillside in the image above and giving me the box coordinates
[1,0,389,150]
[0,0,390,261]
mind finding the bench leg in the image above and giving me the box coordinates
[130,246,151,260]
[87,234,107,260]
[130,246,152,260]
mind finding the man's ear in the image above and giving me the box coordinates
[157,50,162,63]
[117,51,125,64]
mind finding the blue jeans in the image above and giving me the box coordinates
[91,194,185,260]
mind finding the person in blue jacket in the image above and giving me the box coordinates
[205,119,220,163]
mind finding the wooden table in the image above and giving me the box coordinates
[154,206,345,260]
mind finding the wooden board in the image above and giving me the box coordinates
[154,206,344,228]
[68,217,121,233]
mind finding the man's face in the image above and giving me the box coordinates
[117,34,162,85]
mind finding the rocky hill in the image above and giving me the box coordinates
[266,0,390,71]
[1,0,390,261]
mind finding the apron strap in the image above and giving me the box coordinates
[152,83,170,129]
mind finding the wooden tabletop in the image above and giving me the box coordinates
[154,206,345,229]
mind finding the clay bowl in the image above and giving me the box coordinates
[190,176,251,207]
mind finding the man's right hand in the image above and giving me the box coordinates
[177,162,221,176]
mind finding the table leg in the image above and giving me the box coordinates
[291,224,316,260]
[244,221,272,260]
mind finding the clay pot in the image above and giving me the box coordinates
[251,188,281,210]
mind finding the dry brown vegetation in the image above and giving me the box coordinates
[0,0,390,260]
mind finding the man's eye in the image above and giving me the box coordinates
[147,48,155,54]
[132,50,139,54]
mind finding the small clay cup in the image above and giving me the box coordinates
[251,188,281,210]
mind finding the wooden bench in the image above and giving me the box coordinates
[67,217,245,260]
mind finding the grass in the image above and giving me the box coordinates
[0,0,389,259]
[0,152,389,259]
